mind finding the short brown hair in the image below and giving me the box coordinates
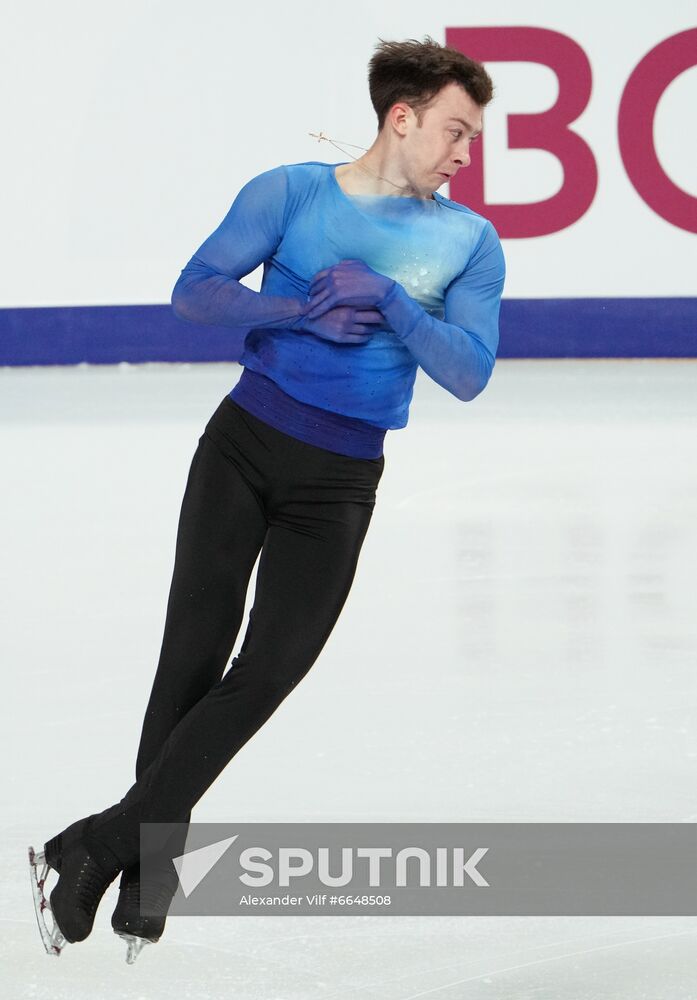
[368,36,494,132]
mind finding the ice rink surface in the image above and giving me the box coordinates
[2,358,697,999]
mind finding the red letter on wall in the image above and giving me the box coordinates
[618,28,697,234]
[445,27,598,238]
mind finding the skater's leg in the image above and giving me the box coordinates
[135,427,269,780]
[88,439,383,868]
[113,403,270,947]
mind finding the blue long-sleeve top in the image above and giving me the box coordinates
[172,160,506,457]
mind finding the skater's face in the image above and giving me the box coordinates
[388,81,482,196]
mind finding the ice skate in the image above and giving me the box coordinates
[28,813,100,956]
[29,815,122,951]
[111,860,180,964]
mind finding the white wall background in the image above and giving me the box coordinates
[3,0,695,307]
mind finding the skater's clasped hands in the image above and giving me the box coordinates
[305,259,396,316]
[295,259,396,345]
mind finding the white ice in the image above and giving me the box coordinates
[2,359,697,998]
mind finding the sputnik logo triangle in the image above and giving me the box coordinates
[172,834,239,897]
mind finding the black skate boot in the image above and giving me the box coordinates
[111,860,180,963]
[29,813,120,955]
[52,825,122,944]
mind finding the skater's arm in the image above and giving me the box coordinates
[378,221,505,401]
[171,165,308,329]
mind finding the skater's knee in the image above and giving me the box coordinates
[252,671,300,706]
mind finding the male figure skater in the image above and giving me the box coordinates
[29,35,505,961]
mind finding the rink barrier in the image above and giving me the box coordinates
[0,298,695,365]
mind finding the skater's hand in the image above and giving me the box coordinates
[293,304,385,345]
[304,260,396,318]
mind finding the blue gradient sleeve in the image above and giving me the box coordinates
[171,165,307,329]
[377,221,505,401]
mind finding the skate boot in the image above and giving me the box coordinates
[111,859,180,963]
[29,813,100,956]
[28,815,122,954]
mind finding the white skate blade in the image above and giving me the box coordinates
[28,846,67,957]
[115,931,151,964]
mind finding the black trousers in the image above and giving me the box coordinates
[89,395,385,868]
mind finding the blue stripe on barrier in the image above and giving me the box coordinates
[0,305,247,366]
[0,299,695,365]
[498,298,697,358]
